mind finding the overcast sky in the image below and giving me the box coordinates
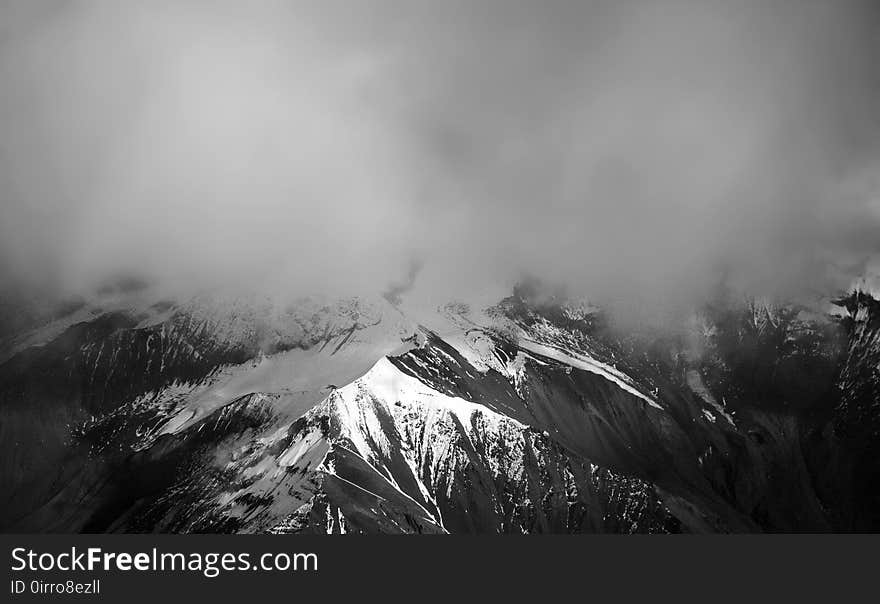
[2,0,879,315]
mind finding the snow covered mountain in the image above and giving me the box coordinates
[1,279,877,532]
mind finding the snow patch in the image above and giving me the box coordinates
[518,339,664,410]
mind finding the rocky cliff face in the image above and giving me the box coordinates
[833,291,880,529]
[0,282,876,533]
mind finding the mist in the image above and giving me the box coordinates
[2,0,879,319]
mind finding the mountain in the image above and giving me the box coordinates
[1,279,877,533]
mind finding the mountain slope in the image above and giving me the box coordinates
[0,284,876,533]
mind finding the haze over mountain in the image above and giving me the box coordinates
[2,0,880,320]
[2,2,880,534]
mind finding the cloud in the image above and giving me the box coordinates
[1,1,879,318]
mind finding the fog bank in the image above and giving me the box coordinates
[2,1,879,317]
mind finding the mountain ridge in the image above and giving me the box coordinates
[1,283,876,532]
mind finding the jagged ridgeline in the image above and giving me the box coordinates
[0,280,877,533]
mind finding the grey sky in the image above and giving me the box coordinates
[2,1,879,314]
